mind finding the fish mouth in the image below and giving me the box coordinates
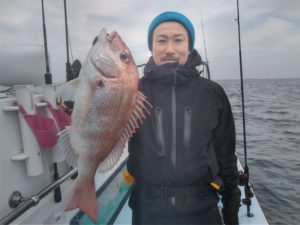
[91,29,119,78]
[92,59,109,78]
[98,28,117,43]
[107,31,117,42]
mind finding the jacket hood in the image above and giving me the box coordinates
[143,49,203,86]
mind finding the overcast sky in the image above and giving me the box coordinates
[1,0,299,83]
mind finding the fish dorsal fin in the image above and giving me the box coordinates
[57,126,79,168]
[97,91,151,172]
[56,78,80,101]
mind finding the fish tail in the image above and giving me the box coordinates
[64,179,98,223]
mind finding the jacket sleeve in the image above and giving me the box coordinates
[212,86,241,214]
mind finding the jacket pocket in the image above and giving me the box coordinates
[154,107,165,156]
[171,189,219,215]
[183,106,192,151]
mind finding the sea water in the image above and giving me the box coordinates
[217,78,300,225]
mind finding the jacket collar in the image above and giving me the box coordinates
[143,50,203,86]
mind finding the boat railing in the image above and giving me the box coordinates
[0,168,78,225]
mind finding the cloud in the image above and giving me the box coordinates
[0,0,299,83]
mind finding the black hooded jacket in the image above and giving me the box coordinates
[127,50,240,208]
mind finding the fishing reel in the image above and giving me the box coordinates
[56,97,74,115]
[238,169,254,195]
[238,168,254,217]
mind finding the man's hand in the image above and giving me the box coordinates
[221,186,241,225]
[222,208,239,225]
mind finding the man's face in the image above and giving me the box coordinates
[152,21,189,65]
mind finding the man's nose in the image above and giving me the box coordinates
[165,41,175,54]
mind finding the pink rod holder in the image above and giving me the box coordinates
[43,85,70,163]
[14,85,43,176]
[18,104,58,149]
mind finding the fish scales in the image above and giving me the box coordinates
[75,88,123,152]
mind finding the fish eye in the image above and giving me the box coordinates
[120,51,130,63]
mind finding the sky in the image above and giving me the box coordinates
[0,0,300,83]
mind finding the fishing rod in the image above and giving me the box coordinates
[41,0,52,84]
[200,12,208,64]
[236,0,254,217]
[64,0,72,81]
[41,0,62,203]
[63,0,78,180]
[199,10,211,80]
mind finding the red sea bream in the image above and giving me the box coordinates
[57,28,150,222]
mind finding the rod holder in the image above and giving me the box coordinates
[44,84,66,163]
[14,85,44,176]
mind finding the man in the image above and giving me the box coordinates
[127,11,241,225]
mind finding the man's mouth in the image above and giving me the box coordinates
[161,57,179,62]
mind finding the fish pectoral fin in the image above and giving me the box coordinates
[56,78,80,101]
[65,179,98,223]
[57,127,79,168]
[97,91,151,173]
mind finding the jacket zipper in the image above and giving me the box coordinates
[171,86,176,169]
[171,71,177,172]
[155,107,165,155]
[183,106,192,151]
[170,73,177,207]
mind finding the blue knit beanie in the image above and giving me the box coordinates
[148,11,195,52]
